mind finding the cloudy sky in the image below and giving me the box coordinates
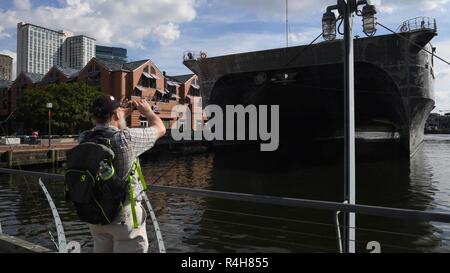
[1,0,450,111]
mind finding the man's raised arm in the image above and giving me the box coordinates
[133,99,166,139]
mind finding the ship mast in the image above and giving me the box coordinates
[286,0,289,47]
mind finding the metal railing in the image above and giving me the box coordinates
[1,168,449,223]
[1,168,449,253]
[397,17,437,33]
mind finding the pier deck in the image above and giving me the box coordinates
[0,234,52,253]
[0,137,211,167]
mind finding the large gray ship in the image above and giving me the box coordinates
[184,18,437,160]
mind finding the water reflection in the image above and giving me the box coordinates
[0,138,449,252]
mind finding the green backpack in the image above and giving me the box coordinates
[65,128,127,225]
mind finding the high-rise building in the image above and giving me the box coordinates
[17,22,66,75]
[64,35,96,70]
[16,22,96,74]
[96,45,128,64]
[0,54,13,81]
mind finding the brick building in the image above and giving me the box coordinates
[10,72,44,113]
[0,54,13,81]
[77,58,203,130]
[40,65,79,86]
[0,79,12,117]
[168,74,204,132]
[5,72,43,133]
[2,57,204,134]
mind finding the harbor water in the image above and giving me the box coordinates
[0,135,449,253]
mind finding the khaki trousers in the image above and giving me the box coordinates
[89,202,148,253]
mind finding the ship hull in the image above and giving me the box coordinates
[185,30,436,159]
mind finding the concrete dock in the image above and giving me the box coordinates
[0,143,75,168]
[0,137,211,167]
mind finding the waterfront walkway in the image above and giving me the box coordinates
[0,136,210,167]
[0,143,76,152]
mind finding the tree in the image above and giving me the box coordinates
[16,82,103,135]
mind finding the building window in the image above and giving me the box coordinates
[190,87,201,96]
[153,91,162,102]
[141,67,157,88]
[150,79,156,89]
[88,63,100,73]
[140,120,148,128]
[134,88,142,97]
[139,115,148,127]
[139,76,151,88]
[87,63,101,84]
[152,91,170,103]
[168,85,177,95]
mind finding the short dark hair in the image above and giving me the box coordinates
[91,95,120,119]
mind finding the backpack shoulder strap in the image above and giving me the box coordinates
[81,128,120,147]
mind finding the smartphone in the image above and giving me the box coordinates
[120,98,138,111]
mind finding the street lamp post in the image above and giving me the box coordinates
[46,103,53,148]
[322,0,377,253]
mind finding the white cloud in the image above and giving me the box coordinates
[404,0,449,11]
[0,50,17,80]
[208,0,450,23]
[151,29,322,75]
[0,26,11,39]
[289,28,323,45]
[373,0,450,12]
[0,0,197,47]
[190,33,286,57]
[151,23,181,46]
[13,0,32,10]
[210,0,330,22]
[378,4,395,14]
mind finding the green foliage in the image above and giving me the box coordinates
[16,82,103,135]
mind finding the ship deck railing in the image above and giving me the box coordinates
[183,50,208,62]
[0,168,449,253]
[397,17,437,33]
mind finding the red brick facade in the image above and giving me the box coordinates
[0,83,10,117]
[9,72,42,114]
[2,57,205,133]
[41,67,70,86]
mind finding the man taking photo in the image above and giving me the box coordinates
[77,95,166,253]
